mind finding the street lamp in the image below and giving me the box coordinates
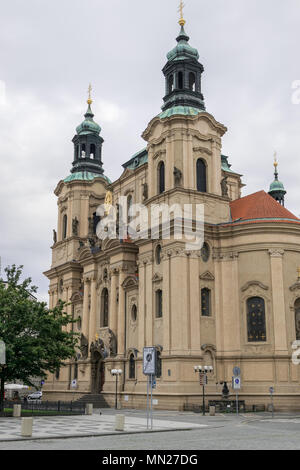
[111,369,122,410]
[194,365,213,416]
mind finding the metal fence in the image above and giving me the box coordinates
[1,400,86,416]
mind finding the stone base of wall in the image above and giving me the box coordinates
[42,390,300,412]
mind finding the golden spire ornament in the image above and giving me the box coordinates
[178,0,186,26]
[274,151,278,169]
[87,83,93,105]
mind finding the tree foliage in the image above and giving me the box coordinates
[0,265,78,410]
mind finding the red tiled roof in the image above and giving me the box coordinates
[229,191,299,224]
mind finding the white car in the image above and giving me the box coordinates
[27,391,42,400]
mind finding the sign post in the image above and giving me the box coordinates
[233,367,241,416]
[143,347,157,430]
[269,387,274,419]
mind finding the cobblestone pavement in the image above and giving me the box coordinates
[0,410,300,449]
[0,410,207,442]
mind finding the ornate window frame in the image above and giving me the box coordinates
[240,282,271,347]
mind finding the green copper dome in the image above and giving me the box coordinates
[269,179,285,192]
[64,171,111,184]
[76,103,101,136]
[167,26,199,62]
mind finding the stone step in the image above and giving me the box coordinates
[76,394,110,408]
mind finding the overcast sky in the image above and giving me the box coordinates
[1,0,300,302]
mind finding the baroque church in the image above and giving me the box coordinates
[44,12,300,410]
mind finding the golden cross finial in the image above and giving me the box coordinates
[274,151,278,168]
[87,83,92,105]
[178,0,186,26]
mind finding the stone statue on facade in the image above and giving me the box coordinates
[53,229,57,244]
[221,177,229,197]
[72,217,79,236]
[80,334,89,360]
[174,167,182,187]
[142,182,148,201]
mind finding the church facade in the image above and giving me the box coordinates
[44,17,300,410]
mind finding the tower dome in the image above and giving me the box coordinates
[268,155,286,206]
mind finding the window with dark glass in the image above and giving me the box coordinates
[158,162,165,194]
[156,290,163,318]
[129,353,135,379]
[155,245,162,265]
[62,214,68,240]
[201,288,211,317]
[189,72,196,91]
[196,158,207,192]
[178,71,183,89]
[101,288,109,327]
[247,297,267,342]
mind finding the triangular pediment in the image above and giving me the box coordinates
[152,273,163,283]
[120,168,134,180]
[200,271,215,281]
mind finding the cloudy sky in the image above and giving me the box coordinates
[1,0,300,302]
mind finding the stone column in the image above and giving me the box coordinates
[148,145,154,198]
[145,259,153,347]
[138,261,147,353]
[269,249,288,353]
[82,278,91,342]
[170,248,189,354]
[211,139,222,196]
[89,278,98,343]
[189,253,201,352]
[165,136,173,191]
[220,253,240,354]
[162,251,171,354]
[117,270,126,356]
[110,268,119,335]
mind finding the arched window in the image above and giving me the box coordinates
[247,297,266,342]
[294,298,300,340]
[90,143,96,159]
[129,353,135,379]
[101,288,109,327]
[127,195,133,224]
[189,72,196,91]
[156,351,162,378]
[201,288,211,317]
[196,158,207,192]
[62,214,68,240]
[158,162,165,194]
[156,290,163,318]
[168,74,174,93]
[131,304,137,322]
[81,143,86,157]
[178,71,183,89]
[155,245,162,265]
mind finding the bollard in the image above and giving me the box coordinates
[209,406,216,416]
[85,403,93,415]
[13,404,21,418]
[21,417,33,437]
[115,414,125,431]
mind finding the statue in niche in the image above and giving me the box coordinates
[72,217,79,236]
[108,329,117,356]
[53,229,57,244]
[221,177,229,197]
[142,182,148,201]
[80,334,89,360]
[174,167,182,187]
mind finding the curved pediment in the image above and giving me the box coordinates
[241,281,269,292]
[122,275,138,289]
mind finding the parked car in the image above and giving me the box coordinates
[27,391,42,400]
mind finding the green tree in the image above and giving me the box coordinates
[0,265,78,411]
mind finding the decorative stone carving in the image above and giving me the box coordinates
[241,281,269,292]
[268,249,284,258]
[53,229,57,244]
[98,328,117,357]
[200,271,215,281]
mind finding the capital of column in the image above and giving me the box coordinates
[268,249,284,258]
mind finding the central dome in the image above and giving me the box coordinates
[167,25,199,62]
[76,103,101,136]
